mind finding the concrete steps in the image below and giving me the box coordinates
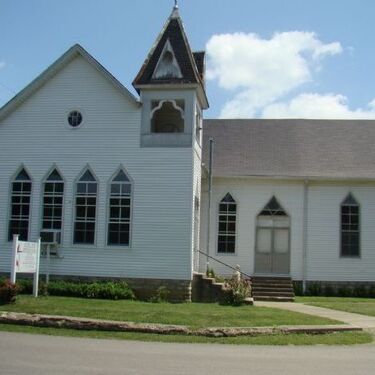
[252,276,295,302]
[192,273,227,303]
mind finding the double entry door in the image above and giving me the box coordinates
[254,215,290,275]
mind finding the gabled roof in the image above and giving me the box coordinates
[193,51,206,83]
[132,7,204,89]
[203,119,375,180]
[0,44,139,122]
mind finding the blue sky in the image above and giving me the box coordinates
[1,0,375,118]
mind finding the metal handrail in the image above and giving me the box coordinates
[197,249,252,279]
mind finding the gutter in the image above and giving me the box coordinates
[302,179,309,294]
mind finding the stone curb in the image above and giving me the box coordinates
[0,311,362,338]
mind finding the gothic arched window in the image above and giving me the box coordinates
[341,193,360,257]
[217,193,237,254]
[8,168,32,241]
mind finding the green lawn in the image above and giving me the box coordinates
[297,296,375,317]
[0,323,371,346]
[1,295,340,328]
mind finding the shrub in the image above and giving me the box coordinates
[47,280,135,300]
[150,286,170,303]
[15,279,135,300]
[293,282,303,296]
[223,276,251,306]
[307,282,322,296]
[353,285,368,298]
[16,279,33,294]
[0,279,19,304]
[324,284,335,297]
[337,286,352,297]
[206,267,216,279]
[368,285,375,298]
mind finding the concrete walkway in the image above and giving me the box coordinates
[256,301,375,330]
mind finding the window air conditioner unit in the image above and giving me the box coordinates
[40,230,61,245]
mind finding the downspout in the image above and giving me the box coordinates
[302,179,309,294]
[205,138,214,273]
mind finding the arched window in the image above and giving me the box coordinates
[74,169,97,245]
[151,100,184,133]
[341,193,360,257]
[107,169,132,246]
[42,169,64,233]
[256,197,290,256]
[8,168,32,241]
[217,193,237,254]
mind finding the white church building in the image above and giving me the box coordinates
[1,5,375,301]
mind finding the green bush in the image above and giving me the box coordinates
[337,286,352,297]
[0,279,19,305]
[150,286,170,303]
[293,282,303,296]
[307,282,323,296]
[47,280,135,300]
[324,284,335,297]
[16,279,33,294]
[206,267,216,279]
[223,276,251,306]
[369,285,375,298]
[16,279,135,300]
[353,285,368,298]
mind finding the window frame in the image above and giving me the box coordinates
[340,193,361,258]
[106,168,133,248]
[8,166,33,242]
[72,167,98,246]
[40,167,65,241]
[216,193,238,255]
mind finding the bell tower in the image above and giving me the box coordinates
[133,4,208,147]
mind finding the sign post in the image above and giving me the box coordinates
[11,235,41,297]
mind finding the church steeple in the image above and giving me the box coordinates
[135,5,208,148]
[133,4,208,109]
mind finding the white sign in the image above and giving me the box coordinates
[15,241,39,273]
[11,235,41,297]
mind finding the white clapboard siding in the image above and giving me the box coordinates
[306,182,375,282]
[0,55,193,280]
[199,178,304,278]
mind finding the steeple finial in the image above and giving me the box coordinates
[171,0,179,18]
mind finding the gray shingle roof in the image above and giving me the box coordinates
[133,17,202,89]
[202,119,375,179]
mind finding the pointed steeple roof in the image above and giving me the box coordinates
[133,6,205,91]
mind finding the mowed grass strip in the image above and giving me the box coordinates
[1,295,341,328]
[297,297,375,317]
[0,323,371,346]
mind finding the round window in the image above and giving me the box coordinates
[68,110,83,127]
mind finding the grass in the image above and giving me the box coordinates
[297,296,375,317]
[0,295,341,328]
[0,323,371,346]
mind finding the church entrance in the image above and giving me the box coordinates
[254,197,290,275]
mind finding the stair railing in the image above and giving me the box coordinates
[196,249,252,280]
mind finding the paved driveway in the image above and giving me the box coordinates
[0,331,374,375]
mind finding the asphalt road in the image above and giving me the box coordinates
[0,331,374,375]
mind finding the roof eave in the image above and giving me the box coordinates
[0,44,140,122]
[205,174,375,182]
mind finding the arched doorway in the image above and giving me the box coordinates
[254,197,291,275]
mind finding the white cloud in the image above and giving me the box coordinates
[206,31,343,118]
[261,93,375,119]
